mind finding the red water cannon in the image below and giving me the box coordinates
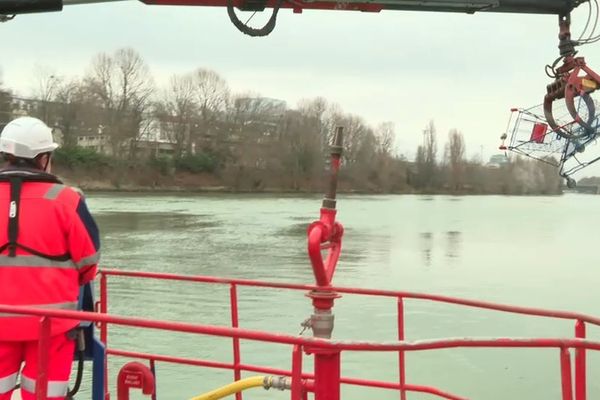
[305,126,344,342]
[307,127,344,291]
[303,126,346,400]
[116,362,155,400]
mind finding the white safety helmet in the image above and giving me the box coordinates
[0,117,59,159]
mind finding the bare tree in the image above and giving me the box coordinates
[444,129,466,190]
[298,97,331,152]
[33,65,61,102]
[414,120,438,189]
[412,145,426,188]
[193,68,230,152]
[85,48,154,157]
[375,122,395,156]
[227,94,287,173]
[0,78,11,130]
[320,103,344,150]
[297,97,327,121]
[155,73,197,158]
[32,64,62,123]
[423,120,437,167]
[54,79,87,148]
[278,108,324,189]
[335,114,371,164]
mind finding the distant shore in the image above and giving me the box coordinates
[62,179,565,196]
[54,167,565,196]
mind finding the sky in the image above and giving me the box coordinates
[2,0,600,175]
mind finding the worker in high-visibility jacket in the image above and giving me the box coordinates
[0,117,100,400]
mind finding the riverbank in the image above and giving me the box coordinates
[58,176,564,196]
[51,142,564,196]
[54,162,564,196]
[56,166,412,194]
[59,176,413,195]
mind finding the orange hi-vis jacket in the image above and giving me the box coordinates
[0,168,100,341]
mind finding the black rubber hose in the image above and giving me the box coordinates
[226,0,284,37]
[67,333,85,400]
[67,351,84,398]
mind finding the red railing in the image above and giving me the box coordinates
[102,270,600,400]
[3,269,599,400]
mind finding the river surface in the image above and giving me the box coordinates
[75,193,600,399]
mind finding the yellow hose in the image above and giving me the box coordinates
[189,376,266,400]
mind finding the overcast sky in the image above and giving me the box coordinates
[1,1,600,174]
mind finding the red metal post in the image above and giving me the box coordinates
[313,350,341,400]
[100,272,108,343]
[575,320,586,400]
[149,359,157,400]
[397,297,406,400]
[230,283,242,400]
[291,345,304,400]
[306,290,342,400]
[560,347,574,400]
[100,273,109,400]
[36,317,51,400]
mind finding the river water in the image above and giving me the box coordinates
[76,193,600,400]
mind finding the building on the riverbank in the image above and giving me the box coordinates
[486,154,510,169]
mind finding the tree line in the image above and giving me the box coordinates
[0,48,561,194]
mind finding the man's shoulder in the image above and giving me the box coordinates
[41,182,86,205]
[52,177,86,201]
[67,185,86,199]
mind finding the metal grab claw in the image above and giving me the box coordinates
[544,57,599,138]
[544,13,600,139]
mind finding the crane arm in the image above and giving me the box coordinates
[0,0,584,16]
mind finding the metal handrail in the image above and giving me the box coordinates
[2,269,596,400]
